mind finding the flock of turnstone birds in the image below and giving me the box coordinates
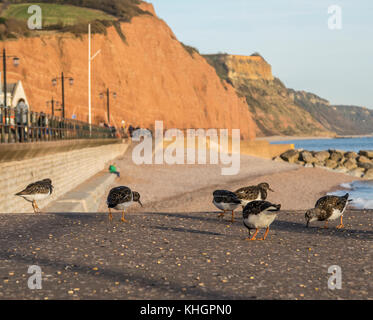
[15,179,351,241]
[212,183,351,241]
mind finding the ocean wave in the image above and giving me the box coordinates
[329,180,373,209]
[349,198,373,209]
[340,182,353,190]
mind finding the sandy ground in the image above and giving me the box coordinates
[100,145,359,213]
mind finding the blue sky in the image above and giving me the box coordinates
[151,0,373,108]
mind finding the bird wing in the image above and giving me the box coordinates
[107,186,132,206]
[318,208,333,221]
[234,186,259,200]
[243,201,280,217]
[316,195,348,212]
[336,194,349,211]
[213,190,241,204]
[16,181,51,195]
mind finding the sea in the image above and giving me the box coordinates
[271,136,373,209]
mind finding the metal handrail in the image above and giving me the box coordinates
[0,106,117,143]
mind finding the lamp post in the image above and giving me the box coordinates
[99,88,116,125]
[1,48,20,121]
[46,97,61,116]
[51,72,74,119]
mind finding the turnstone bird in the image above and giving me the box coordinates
[106,186,142,222]
[243,200,281,241]
[15,179,53,213]
[212,190,241,222]
[305,193,351,229]
[235,182,274,207]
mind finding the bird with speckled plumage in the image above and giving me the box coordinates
[15,178,54,213]
[106,186,142,222]
[235,182,274,207]
[305,193,351,229]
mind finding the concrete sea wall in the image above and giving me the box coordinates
[0,141,129,213]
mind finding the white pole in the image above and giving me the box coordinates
[88,24,101,135]
[88,23,92,133]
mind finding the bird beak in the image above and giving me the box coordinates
[269,188,274,192]
[138,200,143,207]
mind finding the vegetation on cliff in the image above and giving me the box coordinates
[0,0,150,40]
[2,0,147,21]
[180,42,200,58]
[203,54,232,85]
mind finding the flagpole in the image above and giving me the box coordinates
[88,23,92,134]
[88,23,101,136]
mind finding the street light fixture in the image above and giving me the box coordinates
[12,57,20,67]
[1,48,20,123]
[99,88,117,125]
[46,97,61,116]
[51,72,74,119]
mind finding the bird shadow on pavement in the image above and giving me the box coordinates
[141,211,243,224]
[47,212,100,220]
[272,219,373,241]
[148,225,225,237]
[0,250,249,300]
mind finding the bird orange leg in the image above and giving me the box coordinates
[336,216,344,229]
[32,201,40,214]
[35,202,42,213]
[259,227,270,240]
[121,210,128,223]
[246,229,259,241]
[218,210,226,218]
[324,221,329,229]
[108,208,113,222]
[231,210,235,223]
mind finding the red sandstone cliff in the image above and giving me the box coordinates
[2,2,256,139]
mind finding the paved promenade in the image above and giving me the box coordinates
[1,147,371,299]
[0,206,371,299]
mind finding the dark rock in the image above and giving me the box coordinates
[357,162,373,170]
[344,151,358,159]
[300,150,317,163]
[329,150,343,162]
[364,168,373,179]
[325,159,338,169]
[314,151,330,162]
[359,150,373,158]
[343,159,357,170]
[357,156,371,164]
[280,149,299,163]
[273,156,284,162]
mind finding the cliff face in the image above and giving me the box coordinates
[204,54,332,137]
[290,90,373,135]
[2,2,256,139]
[225,55,274,82]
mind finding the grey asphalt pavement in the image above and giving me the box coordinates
[0,207,371,300]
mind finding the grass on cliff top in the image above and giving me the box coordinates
[2,3,116,26]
